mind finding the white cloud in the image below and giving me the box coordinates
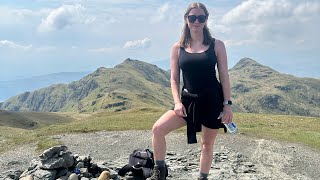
[222,0,293,24]
[0,6,48,25]
[38,4,95,32]
[151,3,170,23]
[123,38,151,49]
[219,0,320,47]
[0,40,32,50]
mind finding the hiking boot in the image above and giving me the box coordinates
[198,177,208,180]
[147,165,166,180]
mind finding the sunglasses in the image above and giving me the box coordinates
[187,15,207,23]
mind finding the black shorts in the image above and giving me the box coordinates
[180,86,225,130]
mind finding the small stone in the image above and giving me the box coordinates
[76,162,85,168]
[182,166,188,171]
[56,176,68,180]
[221,155,228,159]
[242,162,254,167]
[96,162,108,171]
[167,152,176,156]
[68,173,79,180]
[188,162,197,166]
[80,168,88,174]
[98,171,110,180]
[20,175,33,180]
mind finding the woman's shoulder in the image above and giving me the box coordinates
[212,38,225,47]
[212,38,226,51]
[172,42,181,49]
[171,42,182,53]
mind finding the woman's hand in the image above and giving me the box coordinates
[222,105,233,124]
[174,102,187,117]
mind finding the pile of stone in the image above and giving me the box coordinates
[4,145,118,180]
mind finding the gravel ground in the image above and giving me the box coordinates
[1,130,319,180]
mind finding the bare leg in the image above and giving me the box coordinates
[199,126,219,174]
[152,110,187,160]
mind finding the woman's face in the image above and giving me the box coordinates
[186,8,207,32]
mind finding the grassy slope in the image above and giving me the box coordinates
[230,58,320,116]
[0,109,319,153]
[0,110,74,129]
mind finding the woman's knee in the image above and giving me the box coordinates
[201,140,214,152]
[152,120,169,137]
[152,110,185,137]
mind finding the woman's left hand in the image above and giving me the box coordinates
[222,105,233,124]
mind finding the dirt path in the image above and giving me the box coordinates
[1,130,319,179]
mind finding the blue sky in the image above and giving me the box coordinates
[0,0,319,81]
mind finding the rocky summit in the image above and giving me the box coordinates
[1,131,319,179]
[1,145,257,180]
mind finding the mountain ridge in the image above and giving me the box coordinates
[1,57,319,117]
[0,58,172,112]
[0,71,90,102]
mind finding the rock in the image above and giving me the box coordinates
[2,169,23,180]
[80,178,90,180]
[20,167,39,178]
[33,169,56,180]
[56,175,68,180]
[39,146,68,160]
[76,155,91,163]
[96,162,109,171]
[98,171,110,180]
[68,173,79,180]
[20,175,33,180]
[76,162,85,168]
[39,147,74,170]
[55,168,69,178]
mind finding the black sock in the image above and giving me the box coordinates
[155,160,165,168]
[200,172,208,178]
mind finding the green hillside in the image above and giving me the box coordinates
[0,109,74,129]
[230,58,320,117]
[0,59,172,113]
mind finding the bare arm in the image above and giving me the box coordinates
[170,43,187,117]
[170,43,182,104]
[216,39,231,102]
[215,39,233,123]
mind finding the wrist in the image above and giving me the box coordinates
[223,100,232,106]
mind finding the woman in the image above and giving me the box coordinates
[150,2,233,180]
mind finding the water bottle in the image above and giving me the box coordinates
[218,112,238,134]
[224,122,238,134]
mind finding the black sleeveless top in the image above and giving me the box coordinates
[178,39,219,93]
[178,39,226,144]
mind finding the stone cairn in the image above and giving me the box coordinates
[5,145,118,180]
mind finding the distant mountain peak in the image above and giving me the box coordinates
[230,57,278,80]
[233,58,261,69]
[232,57,276,72]
[115,58,160,70]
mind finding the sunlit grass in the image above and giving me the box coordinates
[1,108,319,153]
[235,113,320,149]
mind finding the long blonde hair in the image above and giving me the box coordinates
[179,2,213,48]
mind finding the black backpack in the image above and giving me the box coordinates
[118,149,155,179]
